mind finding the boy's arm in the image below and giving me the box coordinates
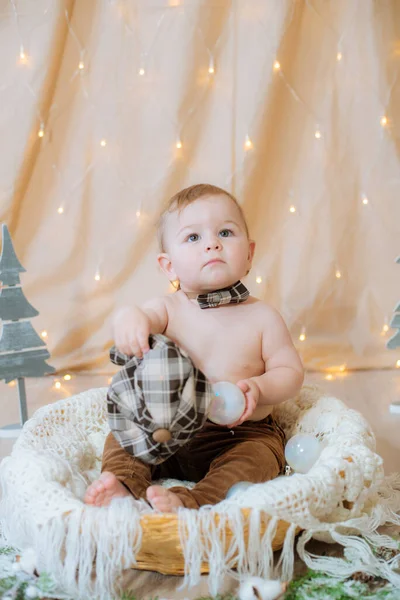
[228,307,304,427]
[140,296,169,335]
[250,308,304,405]
[112,296,169,357]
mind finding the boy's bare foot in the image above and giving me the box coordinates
[146,485,184,512]
[83,471,131,507]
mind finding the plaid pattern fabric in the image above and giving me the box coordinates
[196,280,250,309]
[107,334,214,464]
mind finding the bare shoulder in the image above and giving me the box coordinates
[144,290,185,316]
[248,297,296,349]
[248,299,303,374]
[247,297,286,326]
[142,295,169,312]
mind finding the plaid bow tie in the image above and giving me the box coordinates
[187,280,250,309]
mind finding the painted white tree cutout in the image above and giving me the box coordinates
[0,224,55,436]
[387,256,400,350]
[386,256,400,414]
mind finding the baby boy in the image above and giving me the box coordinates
[84,184,304,512]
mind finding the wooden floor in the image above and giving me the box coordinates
[0,370,399,598]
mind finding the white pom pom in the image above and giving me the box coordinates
[19,547,37,575]
[25,585,39,598]
[238,576,287,600]
[208,381,246,425]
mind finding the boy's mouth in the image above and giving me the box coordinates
[204,259,225,267]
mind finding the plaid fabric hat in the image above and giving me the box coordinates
[186,280,250,309]
[107,334,214,464]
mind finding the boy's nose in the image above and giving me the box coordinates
[205,239,222,251]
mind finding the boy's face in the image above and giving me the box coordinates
[158,194,255,293]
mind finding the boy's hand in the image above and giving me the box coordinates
[226,379,260,428]
[112,306,151,358]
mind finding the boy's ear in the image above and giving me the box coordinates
[248,239,256,263]
[157,253,178,282]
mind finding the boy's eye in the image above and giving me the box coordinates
[219,229,233,238]
[187,233,199,243]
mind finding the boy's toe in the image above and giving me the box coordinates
[146,485,164,502]
[99,472,116,489]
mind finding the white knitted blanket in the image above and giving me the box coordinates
[0,384,399,600]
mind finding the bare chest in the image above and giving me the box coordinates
[164,297,265,383]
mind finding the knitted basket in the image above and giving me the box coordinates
[0,385,398,600]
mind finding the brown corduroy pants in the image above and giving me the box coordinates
[101,415,286,509]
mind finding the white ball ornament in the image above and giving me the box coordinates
[11,561,22,572]
[208,381,246,425]
[284,434,322,474]
[25,586,39,599]
[226,481,253,499]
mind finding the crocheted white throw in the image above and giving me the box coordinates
[0,385,399,600]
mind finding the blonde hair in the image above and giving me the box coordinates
[157,183,249,253]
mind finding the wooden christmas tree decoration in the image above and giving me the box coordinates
[386,255,400,414]
[386,256,400,350]
[0,224,55,437]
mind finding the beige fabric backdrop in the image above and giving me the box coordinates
[0,0,399,376]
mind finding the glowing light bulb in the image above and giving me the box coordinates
[41,331,48,338]
[396,359,400,369]
[339,364,346,372]
[94,272,101,281]
[63,374,72,381]
[18,46,28,65]
[315,129,321,139]
[380,116,388,127]
[325,374,334,380]
[8,380,16,387]
[136,210,141,217]
[57,206,64,214]
[38,126,44,138]
[362,195,369,205]
[244,135,253,150]
[55,381,61,389]
[256,276,262,284]
[289,205,296,214]
[176,139,182,149]
[335,270,342,279]
[138,67,145,76]
[78,61,85,70]
[273,60,281,71]
[299,327,306,342]
[336,52,342,61]
[208,58,215,74]
[100,139,107,147]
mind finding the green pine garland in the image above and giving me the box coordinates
[1,545,399,600]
